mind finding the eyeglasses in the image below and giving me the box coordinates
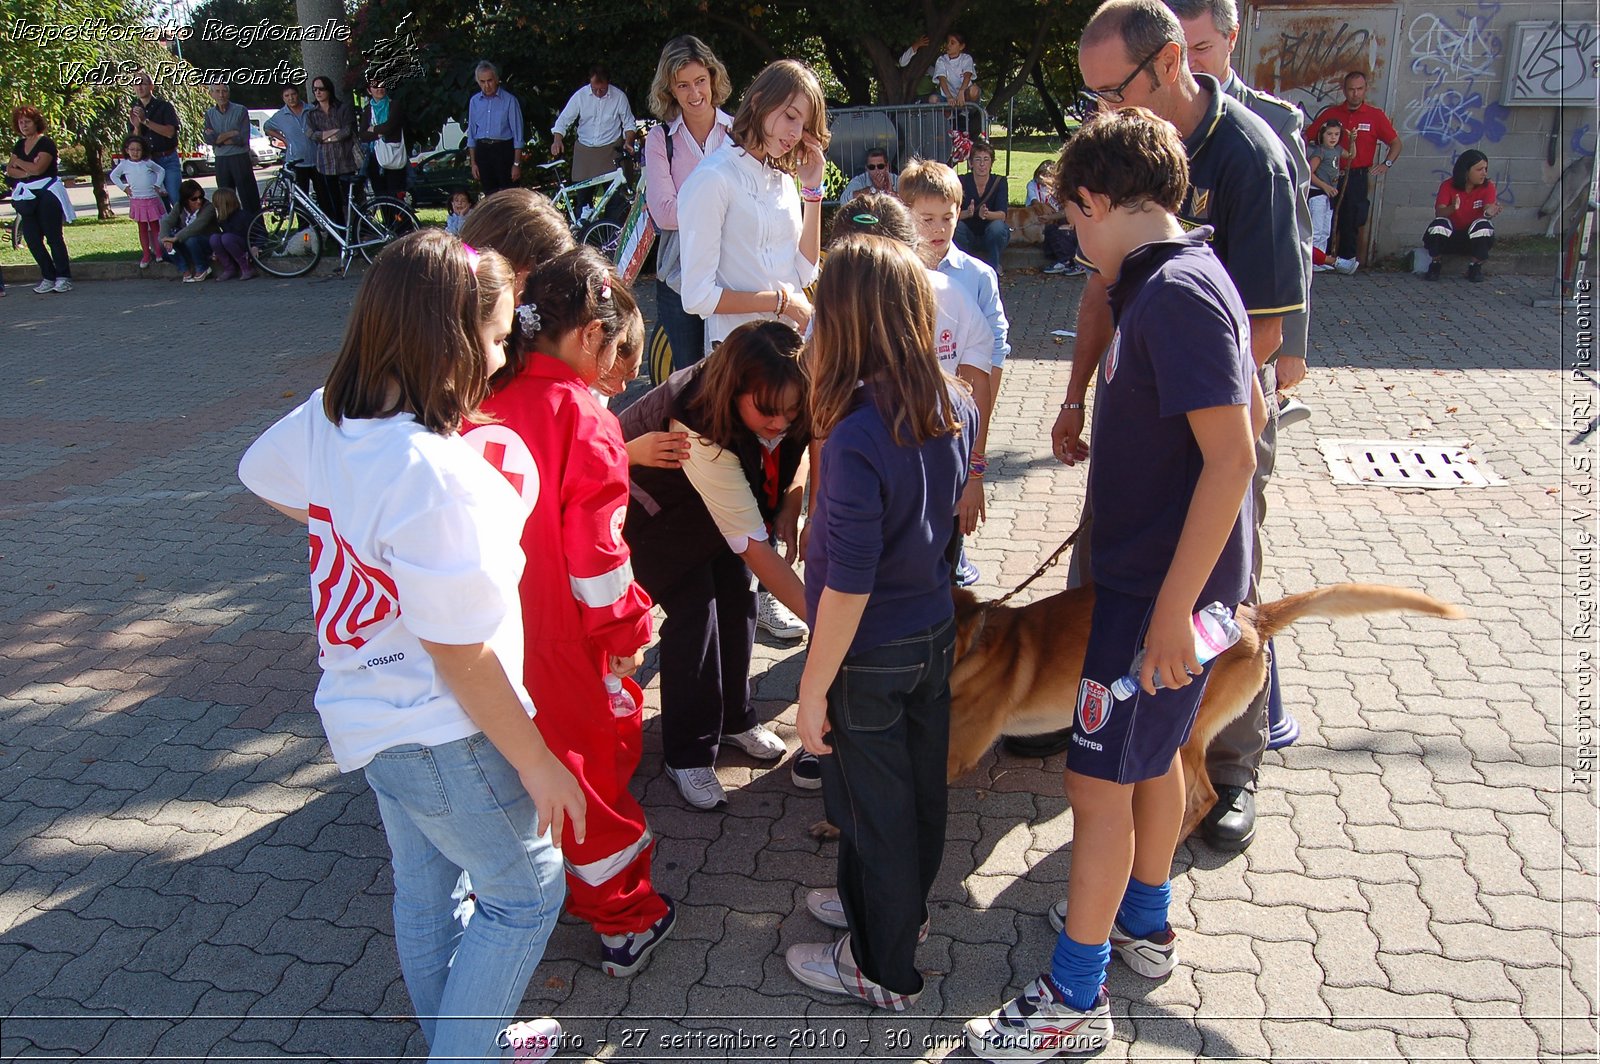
[313,86,330,93]
[866,162,887,170]
[1077,42,1170,114]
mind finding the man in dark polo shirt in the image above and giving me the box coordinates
[1031,0,1305,856]
[1306,71,1402,273]
[129,70,182,206]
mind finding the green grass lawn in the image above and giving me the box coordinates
[989,134,1070,205]
[2,207,453,268]
[2,216,147,266]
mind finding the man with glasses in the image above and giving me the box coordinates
[1025,0,1305,859]
[128,71,182,206]
[841,147,898,202]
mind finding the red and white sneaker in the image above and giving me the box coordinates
[503,1017,562,1062]
[965,977,1112,1061]
[1109,919,1178,978]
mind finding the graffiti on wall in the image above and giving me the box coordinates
[1506,21,1600,103]
[1402,1,1510,148]
[1250,12,1393,116]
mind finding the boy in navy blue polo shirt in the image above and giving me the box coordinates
[966,108,1265,1060]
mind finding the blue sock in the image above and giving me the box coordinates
[1115,875,1171,939]
[1048,932,1111,1012]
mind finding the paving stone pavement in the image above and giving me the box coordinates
[1,266,1595,1063]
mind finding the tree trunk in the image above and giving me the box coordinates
[296,0,348,92]
[1031,63,1071,141]
[83,137,114,220]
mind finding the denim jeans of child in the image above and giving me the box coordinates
[363,732,565,1063]
[818,617,955,995]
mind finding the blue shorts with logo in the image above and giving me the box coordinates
[1068,585,1219,784]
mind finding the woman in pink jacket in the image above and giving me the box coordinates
[642,35,734,377]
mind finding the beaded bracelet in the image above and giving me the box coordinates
[968,453,989,478]
[800,185,825,202]
[775,286,789,318]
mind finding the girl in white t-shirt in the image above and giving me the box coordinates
[932,33,979,106]
[110,136,168,267]
[239,229,584,1063]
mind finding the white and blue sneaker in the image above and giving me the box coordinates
[600,896,676,977]
[965,976,1112,1061]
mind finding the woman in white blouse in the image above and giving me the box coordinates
[676,59,830,357]
[643,35,734,375]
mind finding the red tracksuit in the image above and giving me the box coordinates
[464,354,667,936]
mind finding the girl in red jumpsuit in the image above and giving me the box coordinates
[464,246,676,977]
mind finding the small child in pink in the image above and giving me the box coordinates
[110,137,168,268]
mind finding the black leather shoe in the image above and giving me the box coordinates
[1003,727,1074,758]
[1200,785,1256,852]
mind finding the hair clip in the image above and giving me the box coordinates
[850,212,880,226]
[599,280,613,302]
[516,303,541,333]
[462,243,480,274]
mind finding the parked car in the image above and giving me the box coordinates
[181,143,215,177]
[247,110,283,168]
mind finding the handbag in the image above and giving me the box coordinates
[374,135,406,170]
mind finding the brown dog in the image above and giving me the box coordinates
[947,582,1465,839]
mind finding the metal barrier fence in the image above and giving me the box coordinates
[826,102,990,191]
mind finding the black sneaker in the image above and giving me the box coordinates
[600,896,676,976]
[1425,260,1442,281]
[790,750,823,790]
[1467,262,1485,283]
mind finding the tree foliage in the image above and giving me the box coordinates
[2,0,212,216]
[339,0,1094,150]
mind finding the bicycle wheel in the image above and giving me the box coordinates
[247,207,320,277]
[581,219,624,259]
[353,198,421,264]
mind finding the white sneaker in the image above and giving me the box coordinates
[1277,396,1312,430]
[1312,263,1335,273]
[757,591,807,640]
[666,765,727,809]
[965,977,1112,1060]
[33,279,54,293]
[806,886,930,941]
[1334,257,1359,275]
[723,723,786,760]
[1047,900,1179,979]
[52,277,72,292]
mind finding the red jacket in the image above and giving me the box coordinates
[466,355,653,655]
[1435,178,1497,231]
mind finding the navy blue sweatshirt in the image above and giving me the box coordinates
[805,380,977,655]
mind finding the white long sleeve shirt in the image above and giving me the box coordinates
[676,144,818,352]
[551,85,636,147]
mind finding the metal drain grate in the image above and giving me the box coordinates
[1318,439,1505,488]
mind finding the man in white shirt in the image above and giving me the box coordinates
[551,64,639,182]
[840,148,899,202]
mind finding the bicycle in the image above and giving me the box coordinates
[248,169,418,278]
[544,146,639,259]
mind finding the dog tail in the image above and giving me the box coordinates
[1254,583,1465,642]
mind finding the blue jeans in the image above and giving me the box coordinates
[655,279,707,375]
[169,235,211,273]
[955,218,1011,274]
[152,151,183,206]
[363,733,565,1063]
[818,617,955,995]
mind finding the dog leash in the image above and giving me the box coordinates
[987,522,1083,609]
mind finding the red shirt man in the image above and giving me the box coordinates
[1304,71,1402,269]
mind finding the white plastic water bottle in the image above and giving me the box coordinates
[1109,602,1242,701]
[604,674,638,718]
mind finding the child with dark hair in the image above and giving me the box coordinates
[966,107,1266,1061]
[462,247,677,979]
[446,188,475,236]
[619,321,813,808]
[110,136,167,267]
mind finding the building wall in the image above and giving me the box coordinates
[1240,0,1597,260]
